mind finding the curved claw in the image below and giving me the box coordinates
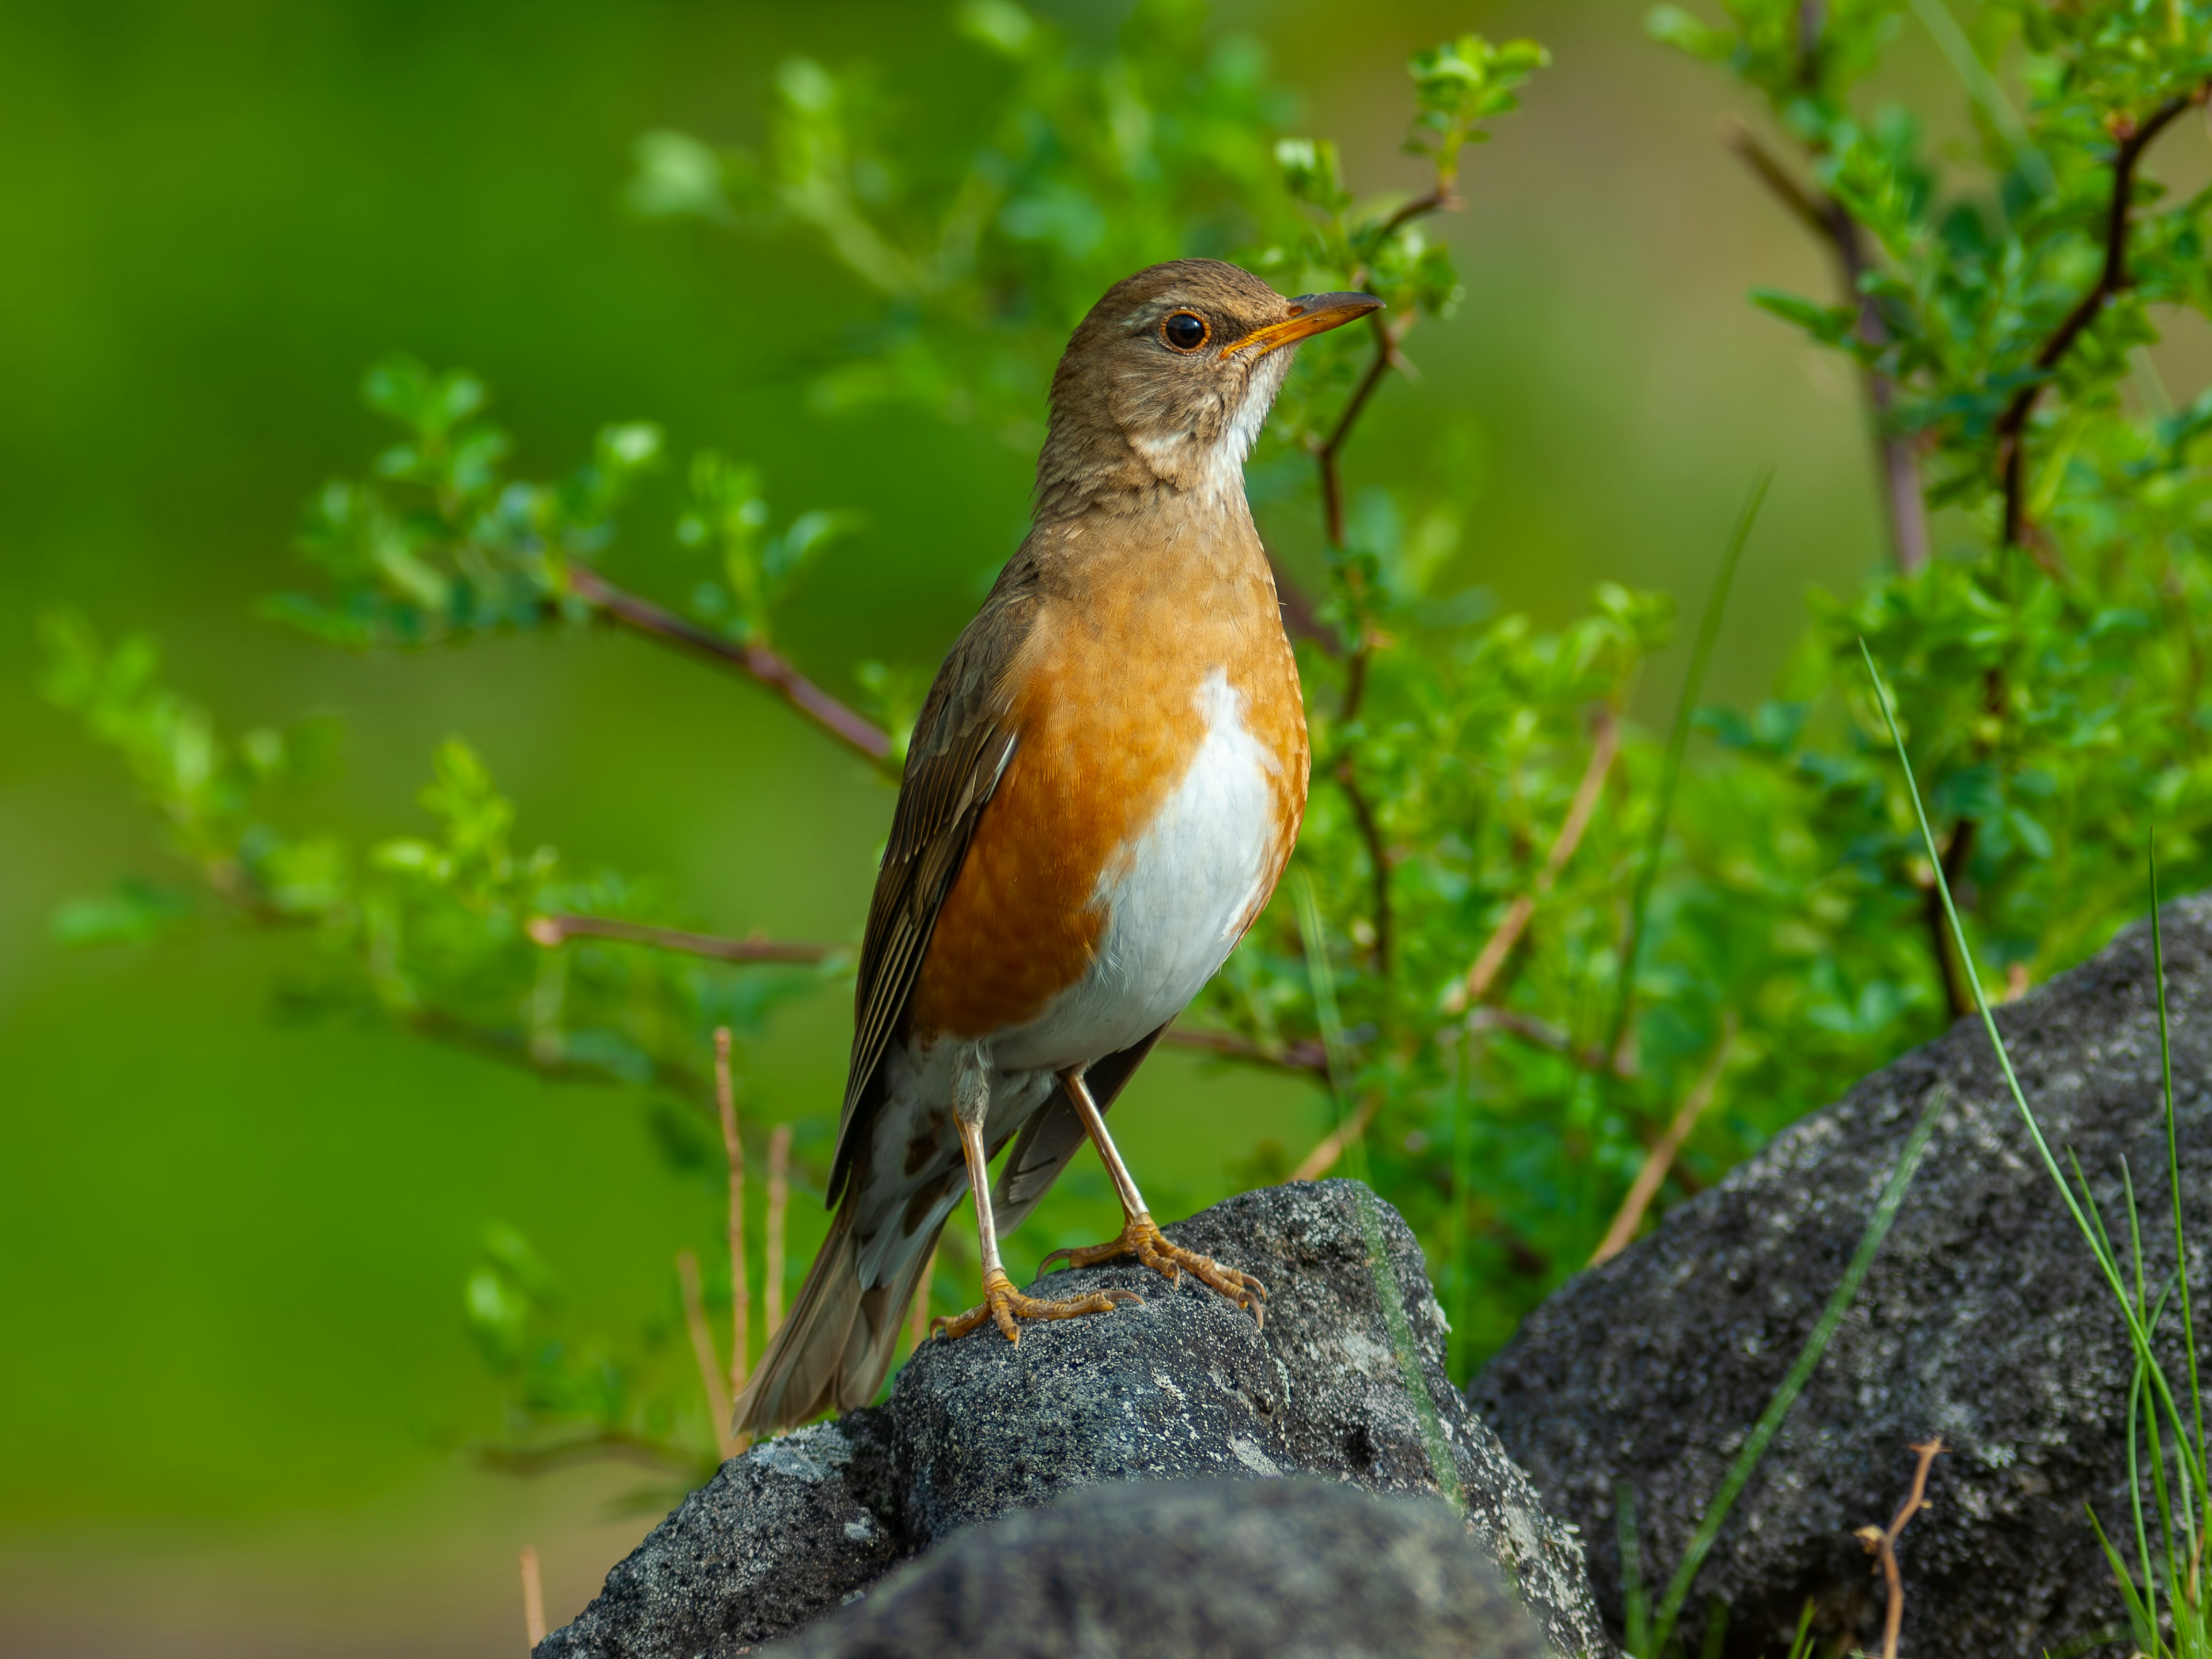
[1039,1213,1267,1326]
[929,1267,1141,1346]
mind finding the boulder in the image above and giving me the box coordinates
[1472,896,2212,1656]
[761,1477,1550,1659]
[539,1179,1609,1658]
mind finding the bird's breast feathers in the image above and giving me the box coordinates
[990,665,1292,1071]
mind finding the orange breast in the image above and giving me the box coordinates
[906,534,1308,1046]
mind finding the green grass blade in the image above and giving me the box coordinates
[1601,469,1770,1074]
[1858,642,2206,1490]
[1647,1082,1946,1652]
[1618,1482,1653,1658]
[2151,845,2208,1518]
[1784,1598,1817,1659]
[1294,870,1368,1184]
[2089,1499,2165,1654]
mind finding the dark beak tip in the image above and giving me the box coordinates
[1290,290,1384,317]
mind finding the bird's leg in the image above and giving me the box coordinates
[1040,1066,1267,1324]
[931,1045,1139,1345]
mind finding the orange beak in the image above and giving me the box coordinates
[1219,290,1384,358]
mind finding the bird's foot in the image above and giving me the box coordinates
[930,1266,1140,1345]
[1041,1211,1267,1326]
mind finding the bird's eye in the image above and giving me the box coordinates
[1160,312,1210,353]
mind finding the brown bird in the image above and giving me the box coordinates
[734,259,1381,1435]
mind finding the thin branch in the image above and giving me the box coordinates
[1922,817,1979,1021]
[1335,756,1393,974]
[520,1546,547,1649]
[714,1029,750,1404]
[1855,1438,1946,1659]
[1291,1090,1381,1182]
[1464,1005,1619,1074]
[1268,550,1339,657]
[676,1248,736,1462]
[764,1123,791,1343]
[1316,312,1403,551]
[1719,118,1929,571]
[1444,707,1621,1014]
[1718,118,1830,239]
[1161,1021,1332,1078]
[528,912,839,964]
[565,564,893,766]
[1368,186,1457,251]
[1996,90,2203,548]
[476,1427,707,1478]
[1588,1015,1736,1267]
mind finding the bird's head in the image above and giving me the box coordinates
[1035,258,1381,522]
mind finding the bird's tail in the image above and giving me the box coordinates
[732,1197,946,1438]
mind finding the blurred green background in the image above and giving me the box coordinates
[0,0,1999,1649]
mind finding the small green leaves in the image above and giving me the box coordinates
[624,130,734,222]
[677,452,859,645]
[1404,35,1551,182]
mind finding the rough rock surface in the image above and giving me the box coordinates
[1473,896,2212,1657]
[762,1477,1550,1659]
[535,1411,903,1659]
[540,1179,1608,1658]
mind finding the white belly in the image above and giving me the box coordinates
[993,667,1281,1072]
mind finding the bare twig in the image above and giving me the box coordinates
[1161,1022,1332,1078]
[1921,818,1979,1020]
[1291,1090,1381,1182]
[1316,312,1403,552]
[1268,550,1339,657]
[1718,116,1929,571]
[1995,90,2204,548]
[477,1427,706,1478]
[1444,708,1621,1014]
[1855,1438,1946,1659]
[713,1030,751,1406]
[527,912,838,964]
[676,1248,736,1462]
[1588,1015,1737,1267]
[764,1123,791,1342]
[1335,756,1393,974]
[1464,1005,1619,1073]
[1718,118,1830,238]
[565,565,893,766]
[519,1546,547,1650]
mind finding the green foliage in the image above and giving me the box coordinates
[464,1222,717,1485]
[40,0,2212,1490]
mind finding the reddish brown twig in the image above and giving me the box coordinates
[1856,1438,1945,1659]
[713,1031,751,1406]
[519,1546,547,1649]
[1719,117,1929,572]
[565,564,893,766]
[1444,708,1621,1014]
[1290,1090,1381,1182]
[1588,1014,1736,1266]
[1335,756,1393,974]
[1994,91,2204,549]
[527,912,839,964]
[764,1122,791,1342]
[1161,1022,1332,1078]
[676,1247,736,1461]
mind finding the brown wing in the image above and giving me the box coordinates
[825,553,1041,1206]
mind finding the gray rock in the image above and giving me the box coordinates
[761,1477,1550,1659]
[540,1180,1609,1658]
[1473,895,2212,1657]
[535,1413,903,1659]
[892,1180,1607,1657]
